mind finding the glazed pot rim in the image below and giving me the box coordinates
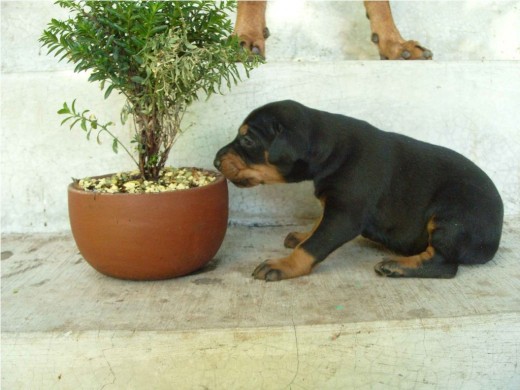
[68,168,226,196]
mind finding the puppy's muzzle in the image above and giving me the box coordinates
[214,148,255,187]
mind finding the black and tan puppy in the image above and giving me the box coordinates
[214,100,503,281]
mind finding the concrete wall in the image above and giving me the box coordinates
[2,1,520,233]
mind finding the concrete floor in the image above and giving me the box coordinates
[2,216,520,388]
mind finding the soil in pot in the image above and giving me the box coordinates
[76,166,218,194]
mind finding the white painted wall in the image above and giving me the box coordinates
[1,1,520,233]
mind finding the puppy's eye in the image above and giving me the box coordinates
[240,136,256,148]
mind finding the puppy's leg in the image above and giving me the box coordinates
[364,1,432,60]
[284,198,325,249]
[234,1,269,57]
[375,217,458,278]
[254,203,361,281]
[376,181,503,279]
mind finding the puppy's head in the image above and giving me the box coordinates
[214,100,312,188]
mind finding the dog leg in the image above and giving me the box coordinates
[234,1,269,58]
[284,198,325,249]
[374,217,458,278]
[364,1,432,60]
[254,202,361,281]
[376,179,503,278]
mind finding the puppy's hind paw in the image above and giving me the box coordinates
[374,258,406,277]
[374,255,458,279]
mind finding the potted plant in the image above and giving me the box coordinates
[40,0,259,280]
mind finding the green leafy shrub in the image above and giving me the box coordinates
[40,0,260,181]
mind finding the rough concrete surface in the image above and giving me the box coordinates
[2,216,520,388]
[3,219,520,332]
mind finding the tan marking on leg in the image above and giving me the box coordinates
[375,217,459,278]
[364,0,432,60]
[392,245,435,270]
[377,216,437,275]
[427,216,436,244]
[274,248,315,278]
[235,1,267,57]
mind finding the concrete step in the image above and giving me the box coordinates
[3,1,520,75]
[2,61,519,232]
[2,216,520,388]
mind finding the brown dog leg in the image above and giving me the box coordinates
[235,1,269,57]
[254,198,361,281]
[364,1,432,60]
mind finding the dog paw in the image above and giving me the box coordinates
[374,256,458,278]
[252,259,286,281]
[374,258,405,277]
[235,28,268,58]
[252,250,315,281]
[283,231,308,249]
[372,35,432,60]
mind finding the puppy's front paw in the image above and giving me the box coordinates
[283,231,309,249]
[252,260,285,281]
[252,249,315,282]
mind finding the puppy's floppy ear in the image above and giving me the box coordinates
[267,121,311,177]
[267,123,298,167]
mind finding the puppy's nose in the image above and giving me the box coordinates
[213,157,221,170]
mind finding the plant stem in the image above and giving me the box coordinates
[82,115,140,168]
[100,125,140,168]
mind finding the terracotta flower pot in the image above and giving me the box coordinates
[68,172,228,280]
